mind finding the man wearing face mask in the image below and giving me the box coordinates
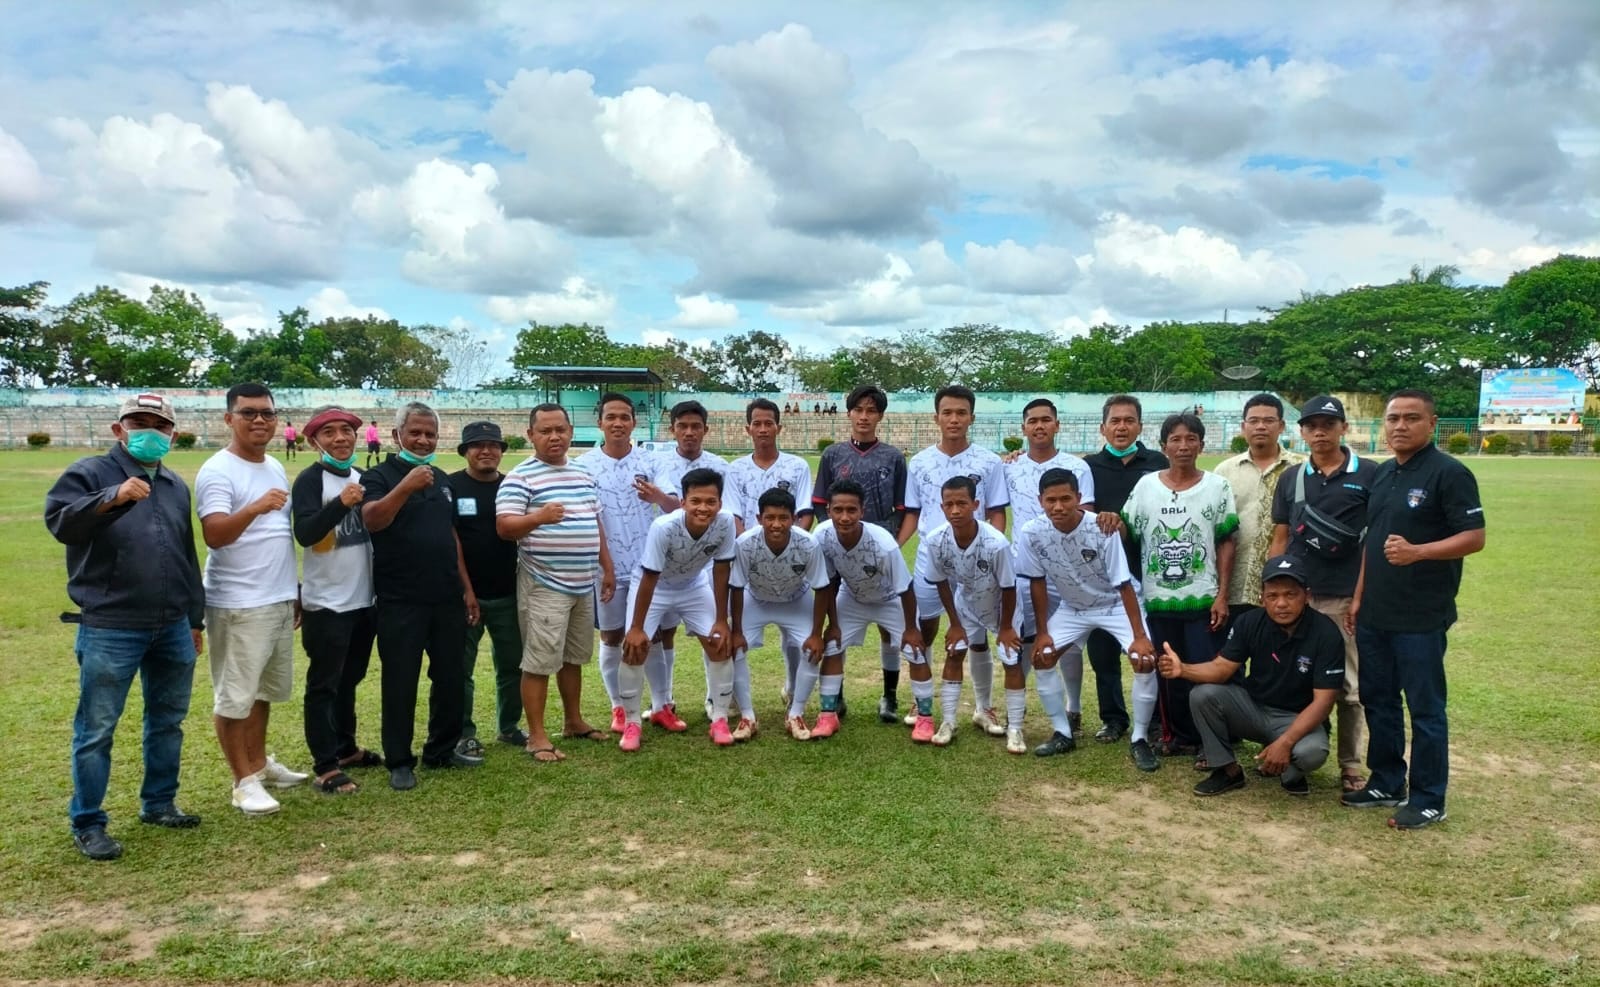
[46,393,207,861]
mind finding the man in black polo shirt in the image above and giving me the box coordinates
[1083,394,1168,743]
[1157,555,1344,797]
[1269,395,1379,795]
[1344,388,1485,830]
[361,402,484,791]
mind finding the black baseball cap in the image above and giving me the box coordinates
[457,421,508,455]
[1261,554,1310,587]
[1298,396,1346,423]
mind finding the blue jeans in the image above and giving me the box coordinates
[1357,624,1449,811]
[70,618,196,832]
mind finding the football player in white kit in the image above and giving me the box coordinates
[728,488,830,741]
[917,476,1022,748]
[620,469,737,750]
[813,480,929,741]
[1013,468,1158,763]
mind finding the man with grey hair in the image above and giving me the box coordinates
[361,402,483,790]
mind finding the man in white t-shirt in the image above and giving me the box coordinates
[898,385,1010,733]
[195,383,308,817]
[729,488,830,740]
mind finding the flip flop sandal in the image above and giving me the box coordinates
[563,728,609,741]
[315,771,360,795]
[1342,774,1368,793]
[527,746,566,763]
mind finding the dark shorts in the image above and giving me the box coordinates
[366,441,381,453]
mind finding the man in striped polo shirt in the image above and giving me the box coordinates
[495,404,616,763]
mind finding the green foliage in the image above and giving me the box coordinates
[1494,254,1600,386]
[1485,433,1509,454]
[1230,434,1249,453]
[1507,439,1525,456]
[0,281,51,387]
[1593,435,1600,455]
[505,435,528,451]
[24,432,49,448]
[816,437,835,453]
[1446,431,1471,454]
[1549,433,1574,456]
[173,432,198,450]
[1002,435,1023,452]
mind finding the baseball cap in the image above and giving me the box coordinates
[117,392,177,426]
[457,420,508,455]
[302,406,363,445]
[1261,554,1310,587]
[1298,396,1346,423]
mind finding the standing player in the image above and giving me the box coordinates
[725,398,814,713]
[918,477,1021,748]
[900,385,1009,735]
[1015,468,1158,763]
[728,489,831,741]
[619,469,737,750]
[812,480,928,741]
[811,384,908,721]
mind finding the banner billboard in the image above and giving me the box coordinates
[1477,368,1585,431]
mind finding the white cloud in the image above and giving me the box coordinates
[669,293,739,328]
[1090,213,1305,316]
[204,83,363,214]
[304,286,390,321]
[964,239,1082,295]
[0,126,44,219]
[485,276,616,326]
[770,253,925,326]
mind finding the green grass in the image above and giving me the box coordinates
[1,449,1597,986]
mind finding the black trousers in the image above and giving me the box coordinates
[1086,629,1129,731]
[1147,612,1225,748]
[376,599,467,769]
[301,606,377,776]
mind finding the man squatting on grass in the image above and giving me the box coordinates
[46,393,206,861]
[194,383,309,818]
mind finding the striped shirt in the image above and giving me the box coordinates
[496,457,602,595]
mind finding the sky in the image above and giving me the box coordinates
[1,0,1597,382]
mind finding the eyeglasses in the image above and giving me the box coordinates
[1242,417,1281,427]
[232,409,279,421]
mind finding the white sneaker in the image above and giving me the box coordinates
[232,776,280,816]
[1005,727,1027,755]
[972,707,1006,736]
[931,720,956,747]
[903,710,918,727]
[259,755,309,789]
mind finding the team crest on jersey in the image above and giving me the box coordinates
[975,558,991,573]
[1080,548,1098,563]
[776,480,792,491]
[941,558,956,570]
[1406,488,1427,508]
[877,466,892,480]
[791,563,806,574]
[703,544,716,555]
[1296,655,1312,674]
[862,564,879,577]
[967,473,982,485]
[633,473,650,484]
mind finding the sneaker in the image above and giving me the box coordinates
[389,765,416,790]
[610,706,627,733]
[903,709,918,727]
[785,715,811,741]
[1389,805,1447,830]
[430,749,485,768]
[878,696,900,723]
[138,805,201,829]
[1094,723,1125,744]
[709,718,735,746]
[1005,727,1027,754]
[618,722,642,752]
[455,736,486,759]
[1033,731,1076,757]
[73,826,123,861]
[259,755,309,789]
[732,717,758,742]
[1341,786,1407,809]
[1193,767,1247,797]
[972,707,1005,737]
[931,721,956,747]
[1130,739,1161,773]
[811,711,840,739]
[911,714,935,744]
[1067,711,1083,736]
[232,776,281,816]
[652,705,688,732]
[495,729,529,747]
[1281,776,1310,797]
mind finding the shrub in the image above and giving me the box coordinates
[1549,433,1574,456]
[1002,435,1023,452]
[173,432,198,450]
[817,437,835,453]
[25,432,50,448]
[1445,432,1470,454]
[1592,435,1600,455]
[1230,435,1249,454]
[1485,433,1509,455]
[505,435,528,451]
[1507,440,1525,457]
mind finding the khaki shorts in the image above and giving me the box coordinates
[207,601,296,718]
[517,568,595,676]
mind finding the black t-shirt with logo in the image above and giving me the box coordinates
[1270,449,1379,597]
[447,470,517,600]
[1219,606,1346,712]
[360,455,462,605]
[1358,444,1485,632]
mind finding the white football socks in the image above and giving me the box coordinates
[731,650,754,719]
[643,642,671,712]
[708,658,734,721]
[940,679,962,724]
[598,642,622,708]
[617,661,644,724]
[968,646,994,710]
[1035,667,1072,737]
[792,660,821,718]
[909,676,935,716]
[1005,688,1027,731]
[1131,669,1158,744]
[783,643,801,696]
[1059,644,1084,714]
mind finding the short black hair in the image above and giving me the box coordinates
[596,392,634,420]
[827,478,865,505]
[226,382,273,410]
[1160,412,1206,444]
[680,467,724,497]
[846,385,888,414]
[1102,394,1142,423]
[940,475,977,500]
[934,384,976,413]
[746,397,781,424]
[757,487,796,515]
[670,400,708,425]
[529,403,570,424]
[1387,388,1436,411]
[1022,397,1057,420]
[1038,467,1080,494]
[1242,393,1284,419]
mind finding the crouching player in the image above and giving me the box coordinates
[620,469,736,750]
[728,488,831,741]
[812,481,928,740]
[1014,469,1159,766]
[917,477,1021,748]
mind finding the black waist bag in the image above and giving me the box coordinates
[1291,467,1362,558]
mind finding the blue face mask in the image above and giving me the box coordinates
[396,448,436,467]
[125,429,171,463]
[1103,442,1137,458]
[321,451,357,471]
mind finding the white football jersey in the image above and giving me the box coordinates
[653,449,727,500]
[905,443,1009,537]
[730,525,830,604]
[637,509,737,591]
[1005,450,1096,528]
[1013,513,1133,612]
[577,444,659,578]
[915,520,1015,629]
[813,519,911,605]
[725,452,813,528]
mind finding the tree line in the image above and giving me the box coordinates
[3,256,1595,417]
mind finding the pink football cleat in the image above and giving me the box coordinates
[618,722,642,752]
[610,706,626,733]
[652,705,688,732]
[709,718,735,746]
[810,711,840,739]
[911,715,936,744]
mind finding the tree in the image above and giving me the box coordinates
[317,316,450,388]
[1121,322,1215,392]
[208,308,333,387]
[424,323,499,389]
[0,281,50,387]
[508,322,620,380]
[1494,255,1600,385]
[710,330,791,393]
[50,285,231,387]
[1045,323,1133,392]
[932,323,1058,391]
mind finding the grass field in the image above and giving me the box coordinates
[1,448,1597,986]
